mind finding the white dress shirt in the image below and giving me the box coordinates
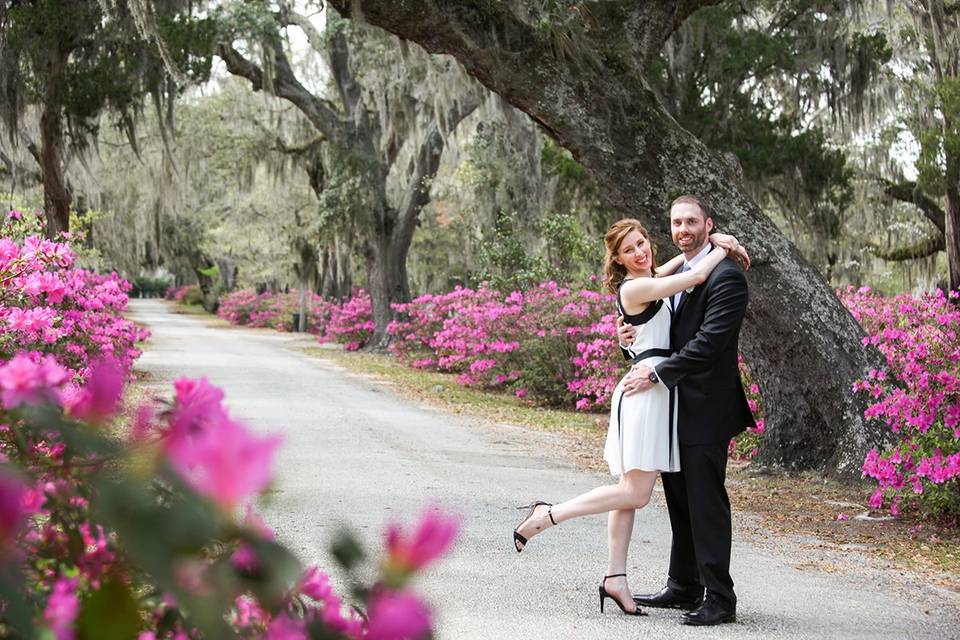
[672,242,712,310]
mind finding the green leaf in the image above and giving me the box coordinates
[89,472,222,587]
[0,563,34,638]
[77,578,140,640]
[330,528,366,572]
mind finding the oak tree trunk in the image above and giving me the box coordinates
[39,57,71,239]
[944,130,960,292]
[330,0,887,475]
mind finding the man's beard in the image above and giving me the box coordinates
[674,229,708,254]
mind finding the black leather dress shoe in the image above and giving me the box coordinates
[680,599,736,626]
[633,586,704,610]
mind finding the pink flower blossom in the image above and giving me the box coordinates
[44,576,79,640]
[264,614,307,640]
[366,589,432,640]
[299,567,333,601]
[166,408,281,511]
[385,506,459,574]
[0,353,70,409]
[167,377,229,441]
[231,544,259,572]
[66,357,124,423]
[232,595,267,629]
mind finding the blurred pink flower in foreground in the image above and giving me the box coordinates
[168,377,229,438]
[167,415,281,511]
[66,357,124,423]
[0,353,70,409]
[299,566,333,601]
[264,613,307,640]
[366,589,431,640]
[385,506,460,574]
[44,576,79,640]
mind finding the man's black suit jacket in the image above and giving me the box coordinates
[655,257,755,445]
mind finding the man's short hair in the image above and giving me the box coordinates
[670,195,712,220]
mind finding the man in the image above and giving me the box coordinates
[617,195,754,626]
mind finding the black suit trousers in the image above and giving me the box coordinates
[661,441,735,607]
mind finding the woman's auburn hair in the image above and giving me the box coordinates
[602,218,656,294]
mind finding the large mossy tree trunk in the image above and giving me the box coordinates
[39,51,71,239]
[329,0,887,475]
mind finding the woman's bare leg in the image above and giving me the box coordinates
[515,470,656,545]
[602,508,639,612]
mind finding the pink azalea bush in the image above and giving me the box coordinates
[0,220,147,385]
[217,289,337,334]
[390,282,616,407]
[840,286,960,519]
[322,289,375,350]
[728,356,766,461]
[165,284,202,304]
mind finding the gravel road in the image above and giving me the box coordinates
[129,299,960,640]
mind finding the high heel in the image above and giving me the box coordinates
[599,574,646,616]
[512,501,555,552]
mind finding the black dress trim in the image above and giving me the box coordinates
[617,283,663,326]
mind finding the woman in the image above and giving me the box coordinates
[512,218,749,617]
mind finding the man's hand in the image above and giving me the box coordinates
[616,315,636,348]
[711,233,751,270]
[622,364,655,396]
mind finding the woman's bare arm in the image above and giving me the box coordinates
[654,253,685,277]
[620,246,729,312]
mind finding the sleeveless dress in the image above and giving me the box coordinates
[603,284,680,475]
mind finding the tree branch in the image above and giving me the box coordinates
[330,31,365,118]
[276,9,325,54]
[217,43,345,144]
[0,147,42,184]
[392,95,481,247]
[881,179,946,234]
[870,234,945,261]
[250,116,326,155]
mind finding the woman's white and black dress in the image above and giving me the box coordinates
[603,285,680,475]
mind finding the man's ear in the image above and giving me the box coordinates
[706,217,714,234]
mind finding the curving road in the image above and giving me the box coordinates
[129,299,960,640]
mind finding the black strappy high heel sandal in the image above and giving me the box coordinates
[599,574,646,616]
[512,501,555,552]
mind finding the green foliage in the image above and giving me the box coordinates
[476,211,597,291]
[218,0,284,43]
[130,275,173,298]
[476,212,550,292]
[541,136,588,184]
[540,212,597,282]
[1,0,215,141]
[76,578,140,640]
[197,264,220,279]
[510,334,578,406]
[920,76,960,197]
[649,2,883,244]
